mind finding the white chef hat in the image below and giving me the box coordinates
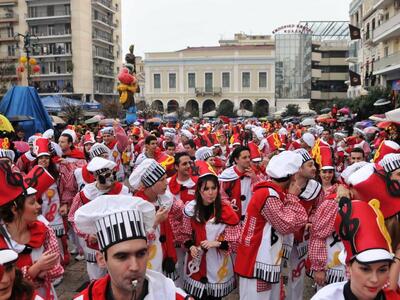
[100,127,115,136]
[61,129,77,143]
[266,151,303,179]
[379,153,400,173]
[301,132,315,148]
[252,127,265,141]
[129,159,166,190]
[195,146,214,161]
[74,195,155,251]
[0,149,15,162]
[89,143,111,159]
[294,148,312,164]
[181,129,193,140]
[0,249,18,280]
[87,157,116,175]
[341,161,369,185]
[43,129,54,139]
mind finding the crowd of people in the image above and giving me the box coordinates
[0,113,400,300]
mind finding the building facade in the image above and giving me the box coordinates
[0,0,122,101]
[144,34,275,117]
[348,0,400,97]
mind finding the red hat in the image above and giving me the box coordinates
[230,134,241,146]
[25,165,55,200]
[266,133,282,152]
[348,164,400,218]
[335,197,393,264]
[83,131,95,145]
[0,162,36,207]
[194,160,217,178]
[373,140,400,164]
[313,145,334,170]
[131,127,141,136]
[33,137,51,158]
[248,142,262,162]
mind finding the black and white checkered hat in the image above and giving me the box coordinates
[294,148,312,164]
[129,159,166,190]
[89,143,110,159]
[379,153,400,173]
[74,195,155,251]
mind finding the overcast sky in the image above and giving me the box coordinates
[121,0,350,57]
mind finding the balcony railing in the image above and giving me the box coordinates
[92,17,114,28]
[36,31,71,38]
[373,12,400,43]
[26,12,71,20]
[92,0,117,12]
[374,51,400,74]
[93,52,114,60]
[195,87,222,96]
[0,12,18,21]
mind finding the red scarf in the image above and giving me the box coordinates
[188,203,239,281]
[0,221,47,271]
[168,175,198,203]
[81,165,95,184]
[105,139,117,150]
[65,148,85,159]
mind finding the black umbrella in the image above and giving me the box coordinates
[7,115,35,122]
[320,108,331,113]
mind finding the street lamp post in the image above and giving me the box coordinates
[14,32,39,86]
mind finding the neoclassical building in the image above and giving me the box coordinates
[143,34,275,117]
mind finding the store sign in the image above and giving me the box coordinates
[272,24,313,34]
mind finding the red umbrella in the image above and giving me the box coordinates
[338,107,350,115]
[377,121,400,129]
[13,141,29,153]
[317,117,336,123]
[218,116,230,124]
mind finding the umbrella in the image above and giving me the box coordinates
[0,114,14,132]
[317,117,336,124]
[369,114,386,122]
[218,116,230,124]
[51,115,66,125]
[377,121,400,129]
[147,117,162,123]
[338,107,350,115]
[385,108,400,122]
[85,115,103,124]
[374,98,391,107]
[203,110,217,118]
[7,115,34,122]
[300,118,316,126]
[99,118,116,126]
[13,141,29,153]
[363,126,380,134]
[236,109,253,117]
[320,108,331,114]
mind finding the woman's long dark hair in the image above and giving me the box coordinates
[34,155,59,180]
[194,175,222,224]
[0,193,25,223]
[10,268,35,300]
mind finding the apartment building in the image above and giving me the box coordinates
[0,0,122,101]
[144,33,275,117]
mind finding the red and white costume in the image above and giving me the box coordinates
[68,181,130,280]
[219,166,261,220]
[73,269,189,300]
[15,151,36,175]
[0,221,64,299]
[74,165,95,191]
[235,181,308,300]
[181,200,240,299]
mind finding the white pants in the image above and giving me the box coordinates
[286,246,306,300]
[239,277,280,300]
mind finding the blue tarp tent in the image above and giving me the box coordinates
[41,95,102,112]
[41,95,82,112]
[0,86,53,138]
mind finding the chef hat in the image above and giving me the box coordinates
[129,159,166,190]
[195,147,214,162]
[374,140,400,164]
[353,127,366,137]
[335,197,393,264]
[74,195,155,251]
[294,148,312,164]
[266,151,302,179]
[252,127,265,141]
[87,157,117,175]
[28,135,40,145]
[61,129,77,143]
[43,129,54,139]
[379,153,400,173]
[0,249,18,281]
[83,131,95,145]
[301,133,315,148]
[89,143,111,159]
[100,127,115,136]
[341,161,370,185]
[181,129,193,140]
